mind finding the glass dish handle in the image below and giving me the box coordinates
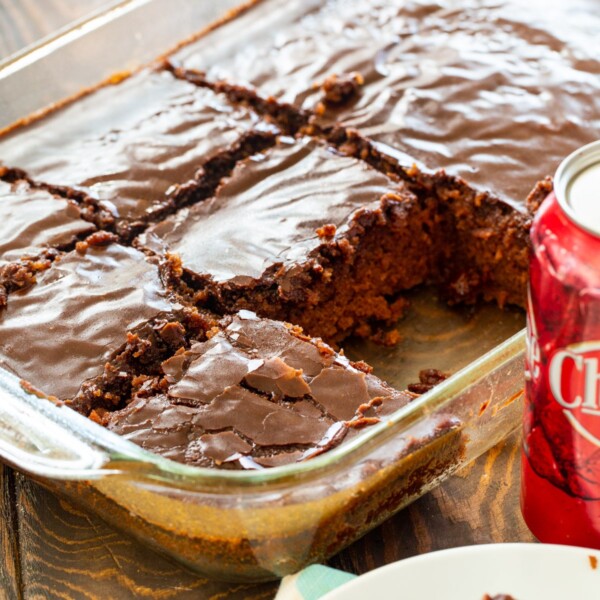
[0,368,112,479]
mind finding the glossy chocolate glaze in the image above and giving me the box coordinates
[106,311,412,468]
[141,137,401,284]
[174,0,600,205]
[0,1,542,472]
[0,243,175,400]
[0,179,94,265]
[0,69,264,220]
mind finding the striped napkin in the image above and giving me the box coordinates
[275,565,356,600]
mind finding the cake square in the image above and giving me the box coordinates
[140,137,439,343]
[0,241,209,412]
[105,310,414,468]
[0,68,276,230]
[0,176,97,305]
[0,178,94,265]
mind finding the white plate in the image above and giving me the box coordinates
[322,544,600,600]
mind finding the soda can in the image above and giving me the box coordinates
[522,140,600,547]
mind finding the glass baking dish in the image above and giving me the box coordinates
[0,0,527,582]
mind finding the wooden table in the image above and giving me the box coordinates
[0,2,535,598]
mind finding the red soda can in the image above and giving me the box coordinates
[522,140,600,547]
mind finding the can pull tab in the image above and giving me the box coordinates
[0,368,111,480]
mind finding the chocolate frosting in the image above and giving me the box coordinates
[0,180,94,264]
[107,311,412,469]
[175,0,600,205]
[142,138,398,284]
[0,70,262,220]
[0,243,175,400]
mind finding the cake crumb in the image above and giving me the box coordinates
[371,328,402,347]
[408,369,449,394]
[316,223,337,238]
[316,72,364,109]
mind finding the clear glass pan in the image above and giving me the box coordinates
[0,0,527,582]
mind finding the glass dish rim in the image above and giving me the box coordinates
[0,0,527,487]
[0,329,526,486]
[0,0,149,77]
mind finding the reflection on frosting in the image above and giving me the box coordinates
[176,0,600,204]
[107,311,412,469]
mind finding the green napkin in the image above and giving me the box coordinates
[275,565,357,600]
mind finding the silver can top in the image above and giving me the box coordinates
[555,139,600,238]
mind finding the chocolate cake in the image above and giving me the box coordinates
[0,0,553,472]
[140,136,529,343]
[0,240,211,414]
[0,0,575,581]
[105,310,415,468]
[0,68,277,238]
[172,0,600,206]
[140,136,439,342]
[0,175,97,305]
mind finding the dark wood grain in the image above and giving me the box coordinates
[12,473,276,600]
[0,2,533,598]
[0,467,21,600]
